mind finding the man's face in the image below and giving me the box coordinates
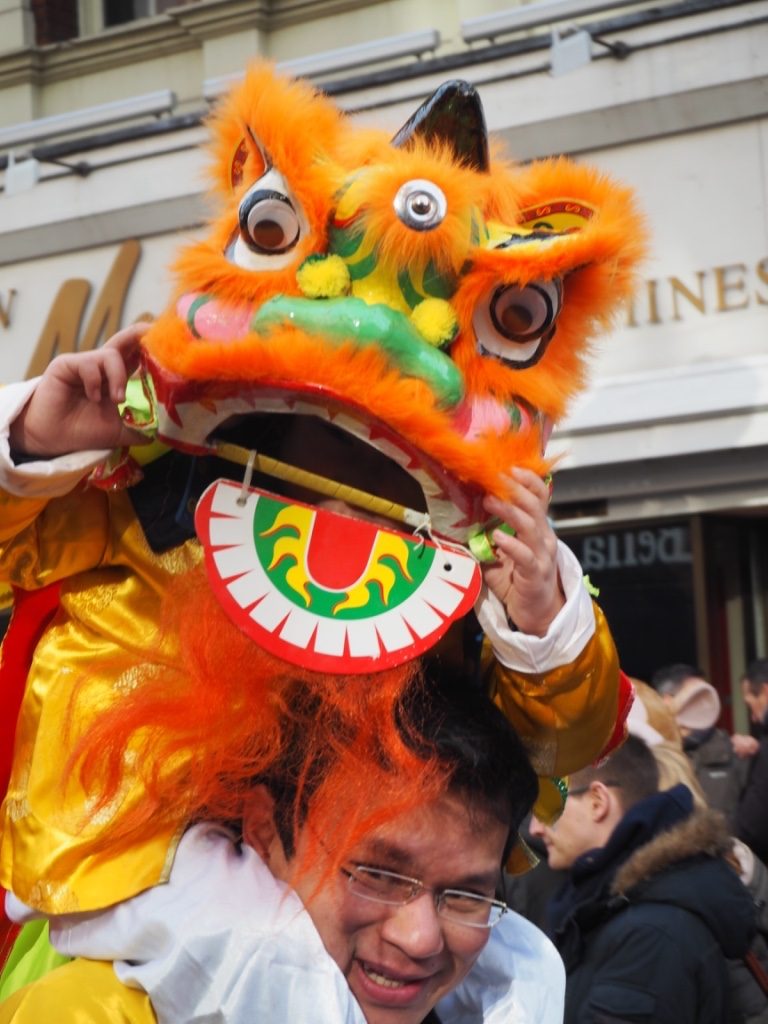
[742,680,768,726]
[529,787,600,871]
[287,792,507,1024]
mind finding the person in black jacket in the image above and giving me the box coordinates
[737,658,768,866]
[530,735,756,1023]
[652,663,749,826]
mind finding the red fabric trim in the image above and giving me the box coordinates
[0,584,60,801]
[594,668,635,764]
[0,895,19,973]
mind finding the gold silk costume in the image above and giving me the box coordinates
[0,476,618,912]
[0,959,155,1023]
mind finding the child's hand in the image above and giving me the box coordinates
[10,323,152,458]
[481,468,565,637]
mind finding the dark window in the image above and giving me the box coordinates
[103,0,185,27]
[104,0,147,26]
[562,520,698,682]
[31,0,79,44]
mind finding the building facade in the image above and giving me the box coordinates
[1,0,766,727]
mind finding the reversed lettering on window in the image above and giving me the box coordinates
[580,527,692,571]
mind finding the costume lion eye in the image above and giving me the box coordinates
[225,174,307,272]
[239,190,301,254]
[491,280,562,341]
[393,179,447,231]
[473,279,562,368]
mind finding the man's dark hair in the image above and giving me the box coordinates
[744,658,768,695]
[400,674,538,863]
[262,672,537,863]
[570,734,660,813]
[651,662,701,698]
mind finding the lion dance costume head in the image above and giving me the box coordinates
[67,64,644,885]
[131,63,644,678]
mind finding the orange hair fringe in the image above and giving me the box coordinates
[65,567,450,882]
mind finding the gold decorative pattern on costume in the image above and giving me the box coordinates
[113,663,163,695]
[81,750,138,826]
[7,548,36,586]
[5,795,31,823]
[28,880,80,913]
[156,539,203,575]
[83,793,122,827]
[35,622,67,656]
[71,579,121,616]
[5,752,31,822]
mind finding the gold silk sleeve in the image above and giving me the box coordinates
[0,959,156,1024]
[0,482,201,913]
[0,493,48,544]
[0,487,111,589]
[486,601,619,779]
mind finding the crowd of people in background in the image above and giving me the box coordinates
[509,657,768,1024]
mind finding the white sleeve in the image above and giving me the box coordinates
[474,540,596,675]
[0,379,110,498]
[9,829,562,1024]
[40,825,366,1024]
[438,910,565,1024]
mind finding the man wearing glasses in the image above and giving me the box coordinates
[1,677,565,1023]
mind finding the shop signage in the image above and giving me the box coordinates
[578,525,692,571]
[0,289,16,329]
[627,259,768,327]
[23,240,142,378]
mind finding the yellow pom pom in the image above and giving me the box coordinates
[297,254,350,298]
[409,298,458,348]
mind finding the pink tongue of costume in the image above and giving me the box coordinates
[306,513,379,590]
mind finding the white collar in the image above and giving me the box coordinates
[39,824,563,1023]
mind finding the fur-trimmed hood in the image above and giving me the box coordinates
[611,805,732,895]
[604,799,754,961]
[551,786,755,965]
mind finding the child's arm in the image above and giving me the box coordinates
[9,324,150,460]
[475,469,623,780]
[480,468,563,637]
[1,325,149,504]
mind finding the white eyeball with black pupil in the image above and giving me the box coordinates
[393,179,447,231]
[239,190,301,254]
[473,279,563,369]
[490,280,562,341]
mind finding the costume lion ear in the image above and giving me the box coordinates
[478,158,648,288]
[227,126,271,191]
[208,62,343,200]
[230,125,271,191]
[391,80,490,172]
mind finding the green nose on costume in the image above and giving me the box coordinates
[251,295,464,409]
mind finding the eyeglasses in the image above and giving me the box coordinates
[341,864,508,930]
